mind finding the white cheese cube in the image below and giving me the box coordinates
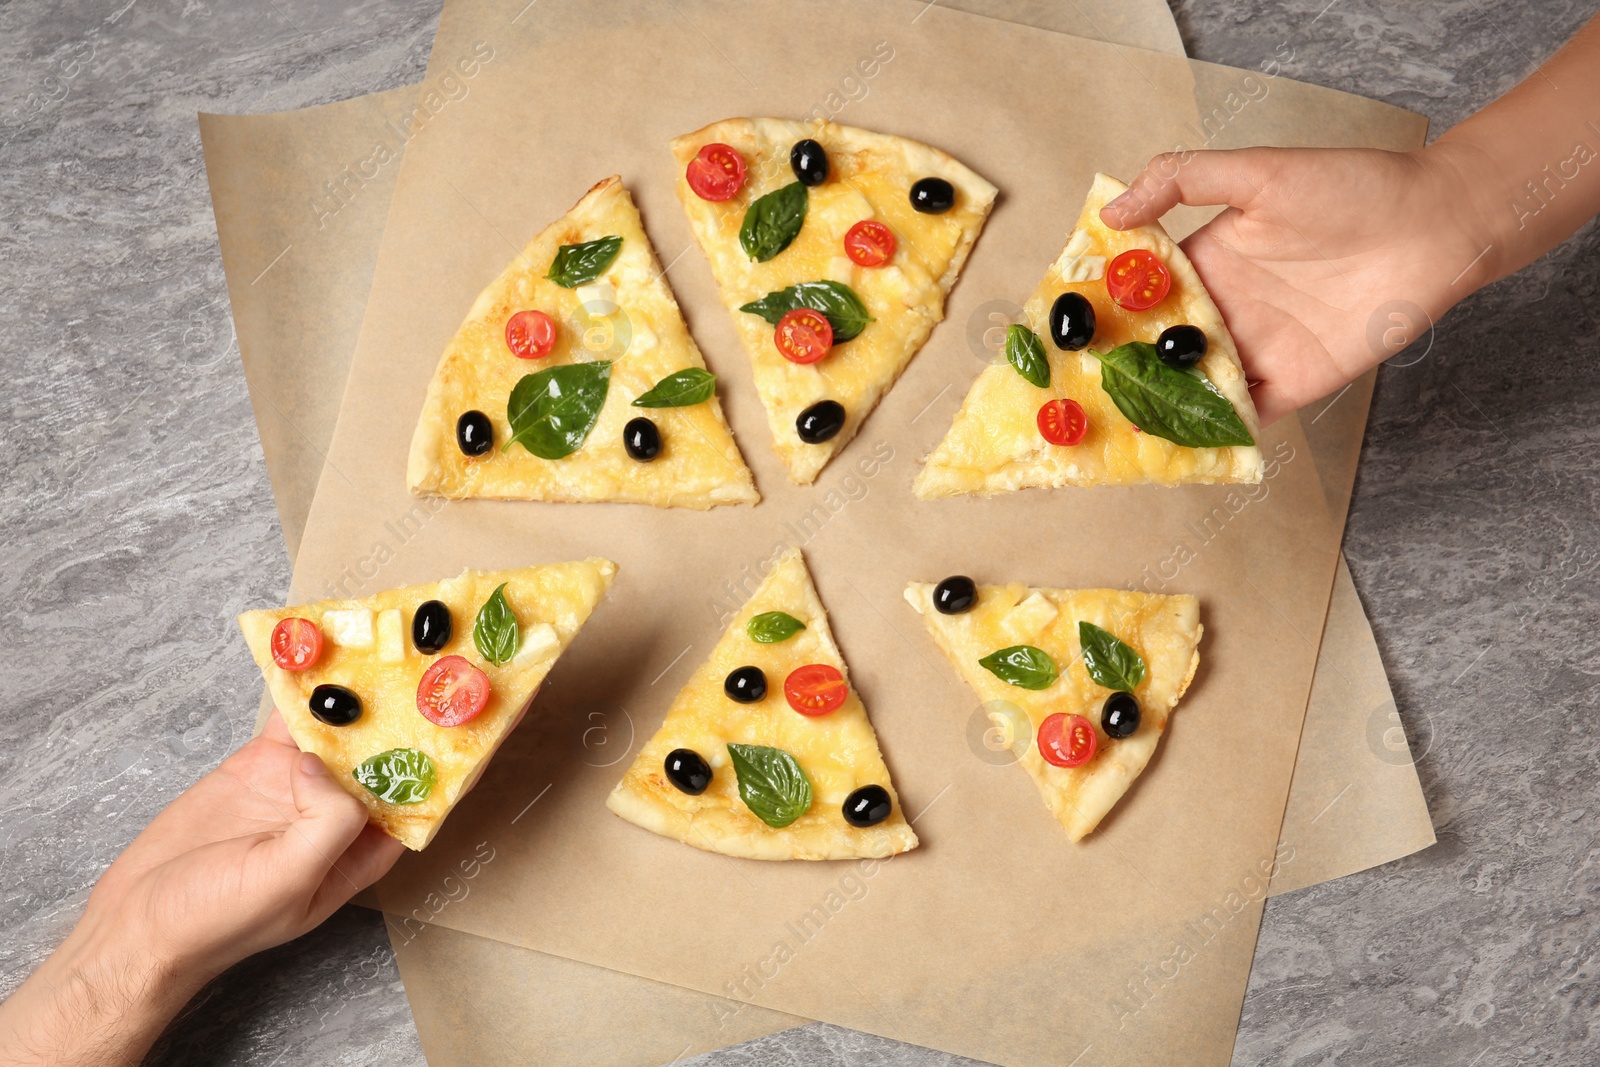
[322,608,374,648]
[627,324,658,356]
[512,623,560,667]
[613,258,656,291]
[1054,229,1106,282]
[1000,592,1059,644]
[376,609,404,663]
[576,282,618,315]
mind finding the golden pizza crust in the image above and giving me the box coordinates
[407,176,757,508]
[915,173,1264,497]
[607,548,917,860]
[671,118,997,484]
[906,580,1202,841]
[239,560,615,849]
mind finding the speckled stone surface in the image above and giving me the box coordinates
[1,2,1595,1065]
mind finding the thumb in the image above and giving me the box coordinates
[282,752,371,871]
[1099,148,1274,230]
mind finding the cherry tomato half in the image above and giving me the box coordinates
[844,219,897,267]
[686,142,747,201]
[1105,249,1172,311]
[417,654,492,727]
[1038,712,1097,768]
[505,309,557,360]
[774,308,834,365]
[785,663,848,716]
[1037,398,1088,446]
[270,617,323,671]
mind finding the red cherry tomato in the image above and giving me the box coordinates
[1037,398,1088,446]
[505,310,557,359]
[417,655,492,727]
[686,142,747,201]
[1038,712,1097,768]
[843,220,897,267]
[774,308,834,365]
[784,663,848,716]
[270,617,323,671]
[1105,249,1172,311]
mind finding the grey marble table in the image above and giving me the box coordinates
[2,1,1595,1064]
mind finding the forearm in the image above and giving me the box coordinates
[0,915,202,1067]
[1428,9,1600,286]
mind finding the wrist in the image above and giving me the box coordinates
[0,911,208,1066]
[1414,136,1521,292]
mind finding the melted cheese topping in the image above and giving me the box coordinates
[407,177,756,509]
[239,560,615,849]
[915,173,1264,496]
[672,118,997,483]
[607,548,916,861]
[907,581,1201,841]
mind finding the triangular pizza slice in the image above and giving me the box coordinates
[239,560,615,849]
[906,576,1201,841]
[608,548,916,860]
[915,173,1263,497]
[671,118,997,484]
[407,176,757,509]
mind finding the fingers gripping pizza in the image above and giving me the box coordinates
[240,561,615,849]
[915,173,1264,497]
[608,548,916,860]
[407,176,757,508]
[671,118,997,484]
[907,575,1202,841]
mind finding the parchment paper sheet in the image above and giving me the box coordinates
[193,4,1433,1062]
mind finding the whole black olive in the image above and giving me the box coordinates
[724,665,768,703]
[310,684,362,727]
[664,748,713,795]
[456,411,493,456]
[796,400,846,444]
[1155,324,1207,369]
[624,416,662,461]
[789,139,829,186]
[1049,291,1096,351]
[1102,691,1141,739]
[909,177,955,214]
[843,784,893,827]
[933,575,977,615]
[412,600,452,654]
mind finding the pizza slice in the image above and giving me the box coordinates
[915,173,1264,497]
[607,548,916,860]
[239,560,615,849]
[671,118,997,484]
[407,176,757,509]
[906,576,1201,841]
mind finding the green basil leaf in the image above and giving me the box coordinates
[546,235,622,288]
[473,582,519,666]
[632,368,717,408]
[739,181,808,262]
[747,611,806,643]
[978,645,1059,690]
[352,748,437,805]
[505,361,612,459]
[1078,621,1147,692]
[738,280,874,342]
[1005,324,1050,387]
[727,743,813,828]
[1094,342,1254,448]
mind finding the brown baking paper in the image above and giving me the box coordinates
[193,4,1433,1062]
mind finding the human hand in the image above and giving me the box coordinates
[1099,144,1499,425]
[0,711,402,1066]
